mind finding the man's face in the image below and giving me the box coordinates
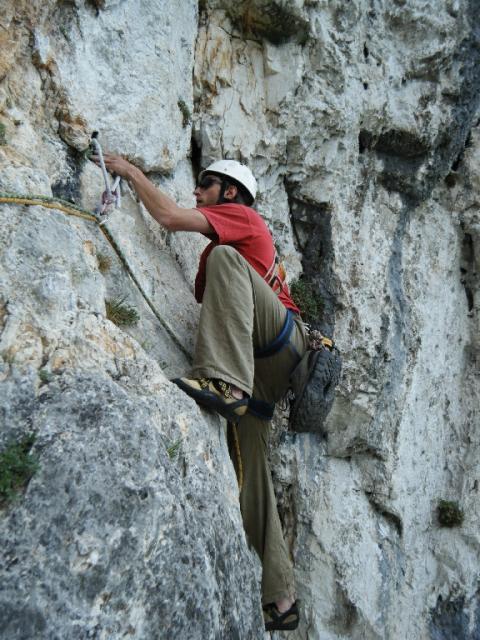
[194,174,223,206]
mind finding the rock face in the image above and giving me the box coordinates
[0,1,479,639]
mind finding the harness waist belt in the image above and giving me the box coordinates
[254,309,295,359]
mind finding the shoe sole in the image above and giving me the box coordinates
[264,602,299,632]
[265,622,299,631]
[172,378,248,424]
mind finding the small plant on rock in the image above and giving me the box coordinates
[0,435,38,508]
[166,439,182,460]
[0,122,6,145]
[436,499,464,527]
[105,296,140,327]
[38,369,53,384]
[178,100,191,128]
[97,253,112,274]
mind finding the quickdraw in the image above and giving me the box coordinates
[308,329,335,351]
[90,133,121,225]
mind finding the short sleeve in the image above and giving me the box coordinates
[196,204,252,244]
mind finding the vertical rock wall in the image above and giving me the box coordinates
[194,2,480,637]
[0,2,264,638]
[0,1,479,639]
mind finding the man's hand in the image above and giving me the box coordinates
[91,153,135,180]
[90,151,213,233]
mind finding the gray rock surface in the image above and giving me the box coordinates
[1,371,263,640]
[1,0,479,638]
[0,202,263,638]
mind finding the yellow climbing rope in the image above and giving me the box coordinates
[0,192,191,361]
[0,194,98,222]
[230,422,244,492]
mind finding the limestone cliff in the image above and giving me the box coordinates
[0,1,479,639]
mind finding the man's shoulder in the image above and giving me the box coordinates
[197,203,268,235]
[196,202,240,215]
[200,203,253,213]
[198,203,261,223]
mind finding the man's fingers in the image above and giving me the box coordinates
[90,152,129,177]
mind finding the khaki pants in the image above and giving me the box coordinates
[191,245,307,604]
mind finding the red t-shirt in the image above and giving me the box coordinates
[194,203,300,314]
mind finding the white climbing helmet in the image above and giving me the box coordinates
[199,159,257,203]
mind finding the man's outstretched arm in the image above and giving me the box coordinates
[91,153,213,233]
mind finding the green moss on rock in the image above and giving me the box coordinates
[0,436,38,507]
[290,278,323,324]
[97,253,112,274]
[436,500,464,527]
[178,100,192,128]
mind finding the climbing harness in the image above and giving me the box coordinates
[230,309,297,424]
[246,306,342,432]
[254,309,295,359]
[0,192,191,362]
[234,309,296,423]
[264,249,288,297]
[90,133,121,225]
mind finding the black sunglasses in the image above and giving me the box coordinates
[196,175,223,190]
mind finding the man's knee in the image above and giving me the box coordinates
[209,244,239,260]
[207,244,244,273]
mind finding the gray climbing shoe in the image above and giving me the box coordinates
[289,336,342,435]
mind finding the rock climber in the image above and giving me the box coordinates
[91,152,306,632]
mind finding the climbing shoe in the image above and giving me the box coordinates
[263,601,299,632]
[171,377,248,424]
[289,335,342,436]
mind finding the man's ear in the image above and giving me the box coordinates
[223,184,238,201]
